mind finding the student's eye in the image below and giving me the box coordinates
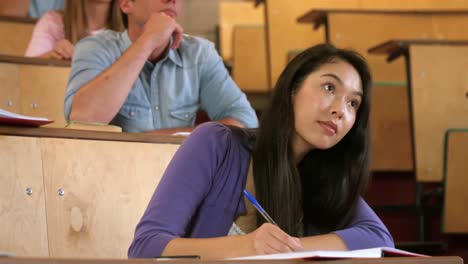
[322,83,335,93]
[349,100,360,109]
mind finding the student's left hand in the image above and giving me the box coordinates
[50,39,75,60]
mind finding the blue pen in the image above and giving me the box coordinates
[243,189,278,226]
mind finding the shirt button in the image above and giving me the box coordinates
[155,106,159,111]
[130,111,135,117]
[184,114,189,118]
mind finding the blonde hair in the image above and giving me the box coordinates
[64,0,124,44]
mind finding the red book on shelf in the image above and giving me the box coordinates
[0,108,53,127]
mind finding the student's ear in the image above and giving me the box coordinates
[119,0,134,15]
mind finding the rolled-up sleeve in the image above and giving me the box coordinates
[198,42,258,128]
[64,36,114,120]
[334,197,395,250]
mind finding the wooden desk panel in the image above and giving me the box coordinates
[409,45,468,182]
[369,40,468,181]
[42,138,179,258]
[0,128,182,258]
[219,1,264,61]
[0,63,21,113]
[370,85,412,171]
[443,130,468,233]
[19,65,70,128]
[0,136,48,256]
[232,25,269,92]
[0,19,34,56]
[0,56,71,128]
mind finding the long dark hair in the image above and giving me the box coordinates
[64,0,124,44]
[252,43,372,236]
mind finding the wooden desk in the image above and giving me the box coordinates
[265,3,468,88]
[297,9,468,82]
[443,129,468,233]
[0,55,70,128]
[369,40,468,182]
[0,16,35,56]
[0,257,463,264]
[0,126,182,258]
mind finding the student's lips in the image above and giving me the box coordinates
[160,9,177,18]
[318,121,337,136]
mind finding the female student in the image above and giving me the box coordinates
[25,0,124,60]
[128,44,394,259]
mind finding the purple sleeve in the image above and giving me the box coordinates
[128,122,231,258]
[334,197,394,250]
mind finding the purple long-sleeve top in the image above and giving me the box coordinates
[128,122,394,258]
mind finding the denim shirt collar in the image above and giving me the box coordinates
[121,30,183,67]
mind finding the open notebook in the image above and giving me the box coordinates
[229,247,426,260]
[0,108,53,127]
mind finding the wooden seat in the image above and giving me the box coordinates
[443,129,468,233]
[369,40,468,182]
[0,127,182,258]
[0,55,70,128]
[231,25,268,93]
[0,16,35,56]
[219,1,264,62]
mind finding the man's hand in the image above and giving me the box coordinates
[140,12,184,51]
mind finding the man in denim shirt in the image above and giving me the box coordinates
[64,0,258,133]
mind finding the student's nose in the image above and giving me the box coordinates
[330,98,345,119]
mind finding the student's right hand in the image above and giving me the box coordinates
[140,12,184,51]
[248,223,304,255]
[49,39,75,60]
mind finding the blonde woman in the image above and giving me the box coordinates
[25,0,124,60]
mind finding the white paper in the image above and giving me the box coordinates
[229,247,425,260]
[0,108,50,121]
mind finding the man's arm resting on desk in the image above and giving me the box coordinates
[69,35,159,123]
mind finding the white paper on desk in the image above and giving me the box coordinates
[0,108,49,121]
[0,251,15,257]
[172,131,191,137]
[228,247,426,260]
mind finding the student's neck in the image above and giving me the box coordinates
[85,2,111,31]
[128,25,170,63]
